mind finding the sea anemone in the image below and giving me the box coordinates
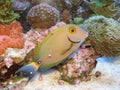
[83,15,120,57]
[0,20,24,55]
[27,3,60,28]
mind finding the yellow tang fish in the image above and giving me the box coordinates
[16,24,88,80]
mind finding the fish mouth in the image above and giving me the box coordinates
[67,36,80,43]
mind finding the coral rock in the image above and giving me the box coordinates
[70,0,83,7]
[13,0,30,12]
[61,9,71,23]
[27,3,60,28]
[0,21,24,55]
[58,44,99,84]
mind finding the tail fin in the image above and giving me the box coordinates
[16,62,40,81]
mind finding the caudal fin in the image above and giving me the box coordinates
[16,62,40,81]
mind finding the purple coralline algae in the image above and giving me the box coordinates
[58,44,100,84]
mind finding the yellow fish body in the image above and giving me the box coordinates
[16,24,88,80]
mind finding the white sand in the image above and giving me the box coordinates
[23,56,120,90]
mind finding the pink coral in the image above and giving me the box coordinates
[0,21,24,55]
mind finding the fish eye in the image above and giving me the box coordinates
[69,26,76,34]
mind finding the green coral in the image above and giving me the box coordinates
[88,0,118,17]
[0,0,19,24]
[83,15,120,57]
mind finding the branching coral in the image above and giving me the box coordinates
[0,21,24,55]
[83,15,120,57]
[27,3,60,28]
[0,0,19,24]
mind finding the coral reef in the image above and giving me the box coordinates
[0,60,22,83]
[58,44,100,84]
[114,0,120,8]
[13,0,32,32]
[27,3,60,28]
[13,0,30,12]
[27,0,72,12]
[83,16,120,57]
[70,0,83,7]
[75,5,92,19]
[61,9,72,23]
[70,1,93,19]
[85,0,118,17]
[13,0,92,31]
[0,20,24,55]
[26,0,92,22]
[71,17,84,25]
[0,22,65,84]
[0,0,19,24]
[114,10,120,22]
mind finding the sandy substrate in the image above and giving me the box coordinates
[23,56,120,90]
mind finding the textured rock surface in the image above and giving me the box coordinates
[58,45,99,84]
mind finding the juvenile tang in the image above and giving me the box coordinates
[16,24,88,81]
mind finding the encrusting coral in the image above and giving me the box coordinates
[83,15,120,57]
[0,20,24,55]
[27,3,60,28]
[0,0,19,24]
